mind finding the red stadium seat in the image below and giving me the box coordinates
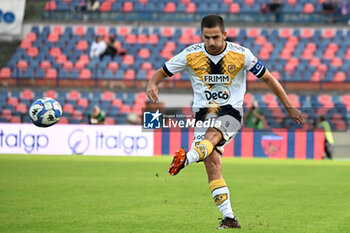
[50,47,62,58]
[229,3,240,13]
[77,98,89,109]
[244,0,254,7]
[333,72,346,82]
[75,61,86,71]
[20,40,32,49]
[57,116,69,124]
[331,58,343,68]
[76,40,89,51]
[137,34,148,45]
[280,28,291,38]
[27,47,39,57]
[125,34,137,44]
[48,33,59,43]
[79,69,92,79]
[138,48,151,59]
[56,54,67,64]
[72,110,83,121]
[108,62,119,72]
[118,27,129,36]
[141,62,153,71]
[123,2,133,12]
[164,2,176,12]
[138,0,148,4]
[17,60,28,71]
[97,26,107,36]
[105,117,115,125]
[45,68,57,79]
[68,90,81,100]
[309,58,321,67]
[162,27,173,38]
[120,105,131,113]
[271,71,280,80]
[102,91,115,101]
[100,2,112,11]
[186,2,196,13]
[45,1,56,10]
[148,34,159,44]
[44,90,57,99]
[111,99,123,107]
[63,61,74,71]
[322,29,334,38]
[21,89,34,100]
[227,28,237,38]
[122,55,135,66]
[124,69,135,80]
[40,61,51,71]
[15,103,28,114]
[25,32,37,43]
[303,3,314,13]
[10,116,21,123]
[287,0,297,6]
[74,26,85,37]
[255,36,267,45]
[224,0,233,4]
[7,97,19,106]
[0,68,11,79]
[301,28,313,38]
[1,109,12,119]
[53,26,63,36]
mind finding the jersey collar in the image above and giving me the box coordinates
[204,41,227,56]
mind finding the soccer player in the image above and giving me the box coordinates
[146,15,302,229]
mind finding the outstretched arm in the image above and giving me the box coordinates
[260,70,303,124]
[146,69,168,102]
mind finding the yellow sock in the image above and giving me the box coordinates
[193,139,214,160]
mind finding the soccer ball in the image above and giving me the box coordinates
[29,97,62,127]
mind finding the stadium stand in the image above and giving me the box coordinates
[0,88,348,131]
[42,0,350,23]
[3,26,350,84]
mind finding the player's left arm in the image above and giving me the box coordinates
[260,70,303,124]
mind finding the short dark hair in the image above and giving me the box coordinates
[201,15,225,32]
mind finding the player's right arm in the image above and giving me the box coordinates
[146,69,167,102]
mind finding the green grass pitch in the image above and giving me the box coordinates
[0,154,350,233]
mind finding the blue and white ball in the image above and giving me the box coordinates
[29,97,62,127]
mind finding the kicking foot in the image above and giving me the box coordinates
[217,217,241,229]
[168,148,187,176]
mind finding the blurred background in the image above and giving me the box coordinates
[0,0,349,158]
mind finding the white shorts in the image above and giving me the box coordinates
[191,105,243,154]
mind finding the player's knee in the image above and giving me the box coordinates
[204,127,223,146]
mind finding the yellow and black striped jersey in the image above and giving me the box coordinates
[162,41,266,110]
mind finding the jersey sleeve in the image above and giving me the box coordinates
[162,50,187,77]
[244,48,266,79]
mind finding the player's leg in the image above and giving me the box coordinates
[168,127,219,176]
[204,150,241,229]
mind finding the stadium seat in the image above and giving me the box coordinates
[102,91,115,101]
[79,69,92,79]
[229,3,240,13]
[45,68,57,79]
[21,89,34,100]
[0,68,11,79]
[186,2,196,13]
[17,60,28,71]
[44,90,57,99]
[123,2,133,12]
[164,2,176,12]
[45,1,56,10]
[303,3,315,13]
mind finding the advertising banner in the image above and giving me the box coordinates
[0,123,154,156]
[0,0,26,36]
[153,128,325,160]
